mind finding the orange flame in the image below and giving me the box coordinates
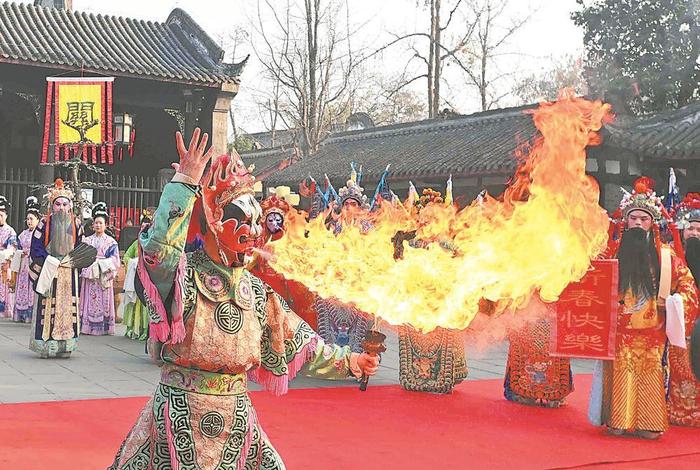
[269,92,612,332]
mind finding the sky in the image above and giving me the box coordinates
[24,0,586,133]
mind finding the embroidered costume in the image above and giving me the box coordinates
[111,151,367,469]
[29,179,84,358]
[79,202,120,335]
[589,177,699,437]
[504,316,572,406]
[10,197,40,323]
[0,195,17,318]
[397,186,468,393]
[668,192,700,426]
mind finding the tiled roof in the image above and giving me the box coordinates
[240,146,297,178]
[606,101,700,160]
[0,2,246,85]
[265,105,537,185]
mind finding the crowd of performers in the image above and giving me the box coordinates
[252,165,700,444]
[1,127,700,466]
[0,181,122,357]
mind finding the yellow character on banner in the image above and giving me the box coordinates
[58,83,103,144]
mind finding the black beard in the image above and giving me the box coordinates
[685,237,700,289]
[617,227,660,298]
[49,211,73,257]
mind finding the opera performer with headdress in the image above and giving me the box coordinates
[397,186,468,393]
[9,196,41,323]
[28,179,85,358]
[0,194,17,318]
[249,192,319,330]
[667,192,700,427]
[80,202,120,336]
[120,208,154,341]
[109,129,378,469]
[588,177,698,439]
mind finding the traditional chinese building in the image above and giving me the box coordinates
[258,101,700,212]
[0,0,246,230]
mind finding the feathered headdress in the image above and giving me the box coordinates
[338,165,369,209]
[45,178,74,204]
[674,192,700,229]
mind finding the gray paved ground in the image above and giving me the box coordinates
[0,318,594,403]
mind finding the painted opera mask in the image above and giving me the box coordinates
[193,154,263,267]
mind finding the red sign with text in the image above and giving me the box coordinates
[550,259,619,360]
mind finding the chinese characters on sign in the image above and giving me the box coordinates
[41,77,114,164]
[550,259,619,360]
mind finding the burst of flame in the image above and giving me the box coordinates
[269,92,612,332]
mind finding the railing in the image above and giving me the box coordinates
[0,167,38,232]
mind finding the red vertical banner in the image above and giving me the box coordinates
[550,259,619,360]
[53,82,60,162]
[41,81,53,164]
[106,80,113,165]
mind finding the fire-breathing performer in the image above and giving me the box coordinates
[109,129,379,469]
[395,186,468,393]
[0,194,17,318]
[588,177,698,439]
[29,179,90,358]
[667,192,700,426]
[10,196,39,323]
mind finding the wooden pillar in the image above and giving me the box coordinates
[211,83,238,156]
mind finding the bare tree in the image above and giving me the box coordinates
[250,0,363,154]
[373,0,480,118]
[456,0,534,110]
[513,55,588,104]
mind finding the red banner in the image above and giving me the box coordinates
[550,259,619,360]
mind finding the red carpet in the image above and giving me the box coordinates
[2,375,700,469]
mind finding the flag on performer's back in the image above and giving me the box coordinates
[41,77,114,164]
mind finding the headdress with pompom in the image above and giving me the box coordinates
[45,178,74,204]
[618,176,664,222]
[261,195,291,218]
[674,192,700,229]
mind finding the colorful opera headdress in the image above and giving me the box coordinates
[618,176,664,222]
[201,153,257,227]
[674,192,700,229]
[45,178,74,204]
[416,188,444,209]
[339,166,369,209]
[261,195,291,218]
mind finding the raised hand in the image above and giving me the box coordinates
[174,128,216,183]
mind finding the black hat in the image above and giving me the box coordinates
[91,202,109,221]
[25,196,41,218]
